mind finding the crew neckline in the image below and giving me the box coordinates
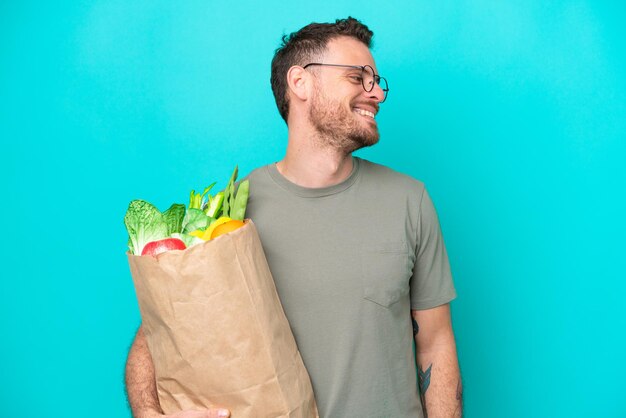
[266,156,361,198]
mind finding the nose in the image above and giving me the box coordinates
[367,82,386,103]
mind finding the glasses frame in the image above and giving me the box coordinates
[303,63,389,103]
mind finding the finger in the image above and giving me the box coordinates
[206,409,230,418]
[167,409,229,418]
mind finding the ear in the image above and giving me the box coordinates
[286,65,310,102]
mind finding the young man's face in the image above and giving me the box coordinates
[307,36,386,153]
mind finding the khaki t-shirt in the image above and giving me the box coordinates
[244,157,456,418]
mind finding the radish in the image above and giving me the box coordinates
[141,238,187,256]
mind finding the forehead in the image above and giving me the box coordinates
[322,36,377,71]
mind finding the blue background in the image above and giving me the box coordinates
[2,1,625,417]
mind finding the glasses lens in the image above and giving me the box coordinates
[378,77,389,102]
[362,66,375,92]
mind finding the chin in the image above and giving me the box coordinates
[346,132,379,153]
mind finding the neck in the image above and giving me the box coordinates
[276,130,354,188]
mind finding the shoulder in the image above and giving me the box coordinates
[240,164,274,190]
[239,164,281,204]
[357,158,426,199]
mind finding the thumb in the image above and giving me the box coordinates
[206,408,230,418]
[167,409,230,418]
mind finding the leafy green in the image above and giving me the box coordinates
[170,232,204,249]
[189,190,199,210]
[182,208,210,234]
[124,166,250,255]
[231,179,249,221]
[222,166,238,218]
[205,191,224,218]
[201,183,216,209]
[162,203,185,235]
[124,200,168,255]
[189,183,216,210]
[229,180,236,218]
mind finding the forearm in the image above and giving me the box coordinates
[125,326,163,418]
[415,342,463,418]
[412,304,463,418]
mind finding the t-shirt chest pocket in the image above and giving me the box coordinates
[360,241,411,308]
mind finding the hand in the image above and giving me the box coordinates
[139,408,230,418]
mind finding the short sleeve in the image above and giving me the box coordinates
[409,187,457,310]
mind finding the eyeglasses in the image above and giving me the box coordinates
[303,63,389,103]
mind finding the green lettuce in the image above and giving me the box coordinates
[124,200,169,255]
[182,208,211,234]
[163,203,185,236]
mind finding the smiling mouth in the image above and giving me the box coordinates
[353,107,376,119]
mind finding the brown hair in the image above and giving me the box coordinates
[270,17,374,123]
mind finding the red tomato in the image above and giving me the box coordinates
[141,238,186,256]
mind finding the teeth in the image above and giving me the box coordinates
[354,108,375,119]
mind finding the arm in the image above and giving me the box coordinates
[125,326,230,418]
[412,304,463,418]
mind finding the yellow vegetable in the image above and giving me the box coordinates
[211,219,245,240]
[202,216,232,240]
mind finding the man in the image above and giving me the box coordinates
[126,17,462,418]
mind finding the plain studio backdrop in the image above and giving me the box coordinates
[1,1,625,417]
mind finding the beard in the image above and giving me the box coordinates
[308,86,380,154]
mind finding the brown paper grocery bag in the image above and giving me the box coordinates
[127,220,318,417]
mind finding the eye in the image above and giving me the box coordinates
[348,75,363,83]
